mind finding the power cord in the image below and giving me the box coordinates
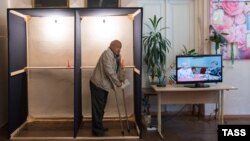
[162,104,189,122]
[208,108,218,121]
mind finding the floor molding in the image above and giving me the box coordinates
[224,115,250,119]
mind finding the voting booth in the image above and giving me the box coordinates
[8,8,142,140]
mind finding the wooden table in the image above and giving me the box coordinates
[151,83,238,138]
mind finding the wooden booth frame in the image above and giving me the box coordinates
[85,0,121,8]
[8,8,142,140]
[32,0,69,8]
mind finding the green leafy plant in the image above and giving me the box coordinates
[180,45,198,56]
[143,15,171,86]
[209,25,228,54]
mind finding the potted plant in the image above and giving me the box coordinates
[143,15,171,87]
[209,25,228,54]
[180,45,198,56]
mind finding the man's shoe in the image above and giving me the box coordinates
[92,131,104,137]
[103,127,108,132]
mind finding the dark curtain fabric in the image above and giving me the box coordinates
[74,10,82,138]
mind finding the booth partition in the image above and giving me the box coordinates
[8,8,142,140]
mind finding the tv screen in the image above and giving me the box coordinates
[176,54,222,87]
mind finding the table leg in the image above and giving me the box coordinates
[218,90,224,124]
[157,93,163,138]
[221,90,224,124]
[218,90,222,124]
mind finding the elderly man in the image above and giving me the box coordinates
[178,62,194,79]
[90,40,125,136]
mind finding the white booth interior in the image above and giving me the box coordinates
[8,8,142,139]
[28,14,135,119]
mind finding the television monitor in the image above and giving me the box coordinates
[176,54,222,88]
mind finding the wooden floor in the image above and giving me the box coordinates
[1,113,250,141]
[10,120,138,139]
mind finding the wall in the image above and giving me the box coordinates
[70,0,85,7]
[8,0,136,8]
[9,0,32,8]
[121,0,139,7]
[205,60,250,115]
[0,0,8,128]
[223,61,250,115]
[8,0,85,8]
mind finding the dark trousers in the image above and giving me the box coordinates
[90,81,108,134]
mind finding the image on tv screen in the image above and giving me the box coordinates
[176,55,222,84]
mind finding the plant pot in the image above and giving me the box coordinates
[157,75,167,87]
[142,114,151,128]
[157,83,166,87]
[148,75,158,85]
[149,75,167,86]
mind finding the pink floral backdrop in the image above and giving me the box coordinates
[210,0,250,60]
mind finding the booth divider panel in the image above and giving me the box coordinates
[134,72,142,130]
[8,74,28,134]
[133,11,142,70]
[133,11,142,130]
[8,12,27,72]
[74,10,82,138]
[8,11,28,134]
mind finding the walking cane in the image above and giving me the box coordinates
[113,86,124,135]
[122,88,130,132]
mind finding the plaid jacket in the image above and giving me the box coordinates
[90,47,124,92]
